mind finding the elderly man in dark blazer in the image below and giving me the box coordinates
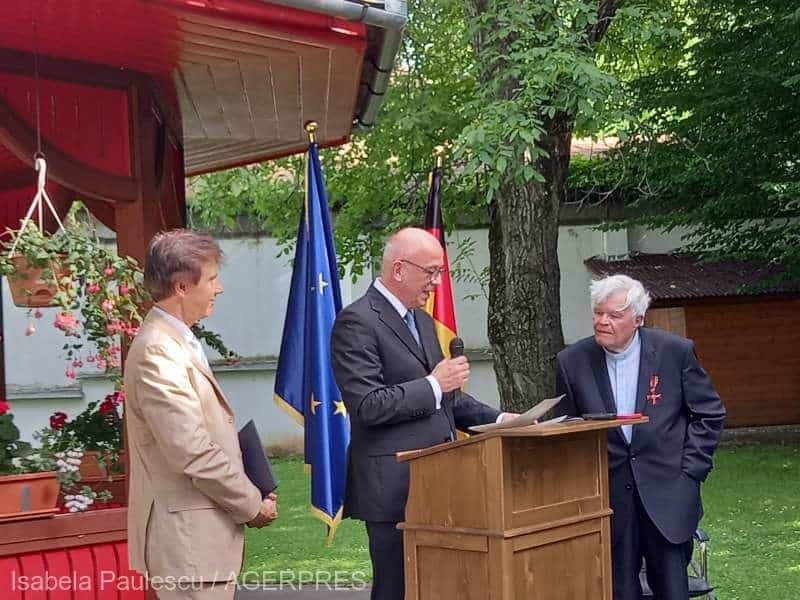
[555,274,726,600]
[331,227,507,600]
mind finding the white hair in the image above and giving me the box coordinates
[590,274,651,319]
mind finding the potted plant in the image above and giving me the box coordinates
[0,206,149,375]
[37,390,127,505]
[0,222,72,308]
[32,431,116,513]
[0,399,60,521]
[43,391,125,476]
[2,203,239,380]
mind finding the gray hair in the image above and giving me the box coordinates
[144,229,223,301]
[590,274,651,319]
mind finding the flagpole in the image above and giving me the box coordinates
[428,145,444,188]
[303,121,318,233]
[304,120,318,144]
[433,144,444,169]
[275,118,349,544]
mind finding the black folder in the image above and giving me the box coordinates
[238,420,277,498]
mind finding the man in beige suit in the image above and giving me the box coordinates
[124,230,277,599]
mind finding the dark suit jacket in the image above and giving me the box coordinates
[555,327,725,544]
[331,284,501,523]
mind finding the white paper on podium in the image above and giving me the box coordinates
[471,394,565,433]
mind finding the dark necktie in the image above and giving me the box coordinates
[403,310,421,347]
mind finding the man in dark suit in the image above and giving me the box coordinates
[555,274,726,600]
[331,227,508,600]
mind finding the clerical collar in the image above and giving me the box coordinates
[603,329,641,362]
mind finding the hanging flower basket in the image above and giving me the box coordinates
[5,254,70,308]
[1,157,74,308]
[0,471,60,522]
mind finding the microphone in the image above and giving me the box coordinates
[449,336,464,359]
[445,336,465,439]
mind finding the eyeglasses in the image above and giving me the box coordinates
[400,259,448,280]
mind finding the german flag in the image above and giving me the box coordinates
[423,152,457,358]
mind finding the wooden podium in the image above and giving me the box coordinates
[397,417,647,600]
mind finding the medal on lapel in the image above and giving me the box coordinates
[646,375,662,406]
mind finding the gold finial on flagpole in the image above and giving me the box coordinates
[304,121,319,144]
[433,145,445,169]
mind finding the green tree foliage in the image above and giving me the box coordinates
[574,0,800,277]
[189,0,653,409]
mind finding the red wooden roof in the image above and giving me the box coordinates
[0,0,403,176]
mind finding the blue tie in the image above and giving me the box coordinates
[403,310,421,347]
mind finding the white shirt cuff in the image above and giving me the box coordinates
[496,413,506,423]
[425,375,443,409]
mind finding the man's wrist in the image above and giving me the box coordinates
[425,375,443,409]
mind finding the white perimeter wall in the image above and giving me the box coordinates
[4,226,685,450]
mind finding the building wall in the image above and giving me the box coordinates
[686,299,800,427]
[7,224,741,449]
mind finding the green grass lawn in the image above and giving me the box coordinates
[700,443,800,599]
[245,445,800,596]
[243,456,370,585]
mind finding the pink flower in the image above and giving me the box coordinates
[101,298,115,313]
[96,359,107,370]
[107,356,120,368]
[25,323,36,336]
[34,309,43,319]
[126,325,140,337]
[0,399,9,415]
[86,354,95,363]
[71,359,83,368]
[105,390,126,405]
[86,282,101,294]
[105,320,125,335]
[119,284,129,296]
[99,399,115,414]
[50,411,68,430]
[103,265,115,277]
[54,312,80,336]
[65,369,76,379]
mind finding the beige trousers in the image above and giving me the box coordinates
[150,580,236,600]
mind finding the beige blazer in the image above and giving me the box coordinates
[123,309,262,581]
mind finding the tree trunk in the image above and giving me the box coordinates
[465,0,621,412]
[488,118,571,412]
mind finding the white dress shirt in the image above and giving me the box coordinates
[603,329,641,442]
[373,278,443,408]
[372,280,506,424]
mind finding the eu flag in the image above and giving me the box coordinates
[273,140,349,542]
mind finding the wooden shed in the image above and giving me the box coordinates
[586,253,800,428]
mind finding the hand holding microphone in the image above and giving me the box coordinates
[431,337,469,392]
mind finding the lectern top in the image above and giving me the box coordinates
[396,416,648,462]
